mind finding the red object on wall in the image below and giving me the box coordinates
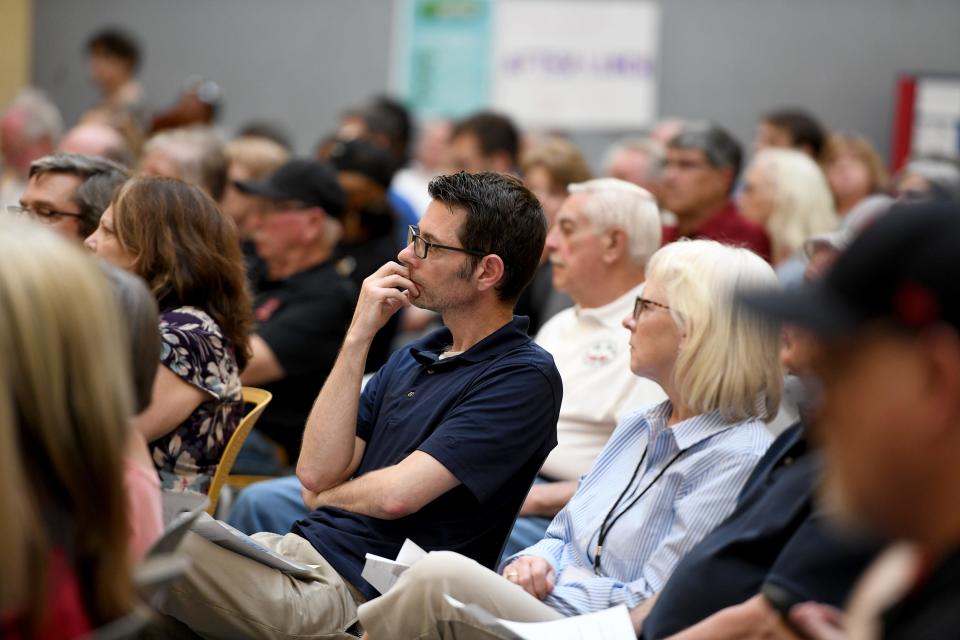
[892,75,917,173]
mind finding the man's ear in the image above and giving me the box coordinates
[475,253,506,293]
[603,228,629,265]
[919,326,960,439]
[302,207,327,242]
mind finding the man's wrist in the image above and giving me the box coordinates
[343,330,374,352]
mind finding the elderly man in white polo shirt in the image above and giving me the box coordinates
[503,177,667,557]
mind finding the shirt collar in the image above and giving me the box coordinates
[409,316,532,365]
[576,282,646,327]
[644,399,743,451]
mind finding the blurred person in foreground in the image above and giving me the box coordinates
[8,152,128,243]
[358,238,781,639]
[740,200,960,639]
[0,218,136,638]
[660,122,771,261]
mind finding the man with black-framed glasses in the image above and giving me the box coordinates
[158,170,562,638]
[9,152,128,242]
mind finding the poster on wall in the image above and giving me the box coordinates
[491,0,660,130]
[393,0,494,119]
[393,0,661,128]
[892,73,960,170]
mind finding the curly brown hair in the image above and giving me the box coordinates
[111,176,253,368]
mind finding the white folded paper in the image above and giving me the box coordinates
[360,538,428,594]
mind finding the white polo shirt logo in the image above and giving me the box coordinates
[583,340,618,368]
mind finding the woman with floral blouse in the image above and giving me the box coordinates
[87,176,253,494]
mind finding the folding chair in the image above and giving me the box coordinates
[205,386,272,515]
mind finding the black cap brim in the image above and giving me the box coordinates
[737,284,863,339]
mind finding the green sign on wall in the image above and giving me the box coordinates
[395,0,494,118]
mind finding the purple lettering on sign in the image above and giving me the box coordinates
[500,50,654,79]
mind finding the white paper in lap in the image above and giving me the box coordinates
[444,595,635,640]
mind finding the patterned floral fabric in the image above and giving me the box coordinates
[151,306,243,494]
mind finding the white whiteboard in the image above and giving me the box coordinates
[491,0,660,130]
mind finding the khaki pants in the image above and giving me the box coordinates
[159,531,365,639]
[358,551,564,640]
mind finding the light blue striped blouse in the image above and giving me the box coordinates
[504,400,772,616]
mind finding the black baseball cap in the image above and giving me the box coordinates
[235,158,345,218]
[738,201,960,338]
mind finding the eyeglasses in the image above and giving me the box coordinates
[5,204,83,223]
[633,296,671,320]
[407,225,486,260]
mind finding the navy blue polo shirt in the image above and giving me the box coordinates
[642,423,881,639]
[291,316,562,600]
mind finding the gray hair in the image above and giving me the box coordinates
[668,121,743,185]
[567,178,662,267]
[602,136,666,180]
[143,126,228,200]
[3,88,64,143]
[29,153,130,237]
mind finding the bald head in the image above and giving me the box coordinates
[59,123,133,167]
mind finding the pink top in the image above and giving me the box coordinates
[124,459,163,561]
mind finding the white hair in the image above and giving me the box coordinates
[647,239,783,422]
[143,126,227,199]
[753,148,838,259]
[4,88,64,143]
[567,177,662,267]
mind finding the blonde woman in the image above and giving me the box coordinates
[357,239,781,639]
[739,148,838,279]
[0,220,134,637]
[823,134,888,216]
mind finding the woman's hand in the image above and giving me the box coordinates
[502,556,556,600]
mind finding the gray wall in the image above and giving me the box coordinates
[32,0,960,168]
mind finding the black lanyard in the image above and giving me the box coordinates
[592,447,686,575]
